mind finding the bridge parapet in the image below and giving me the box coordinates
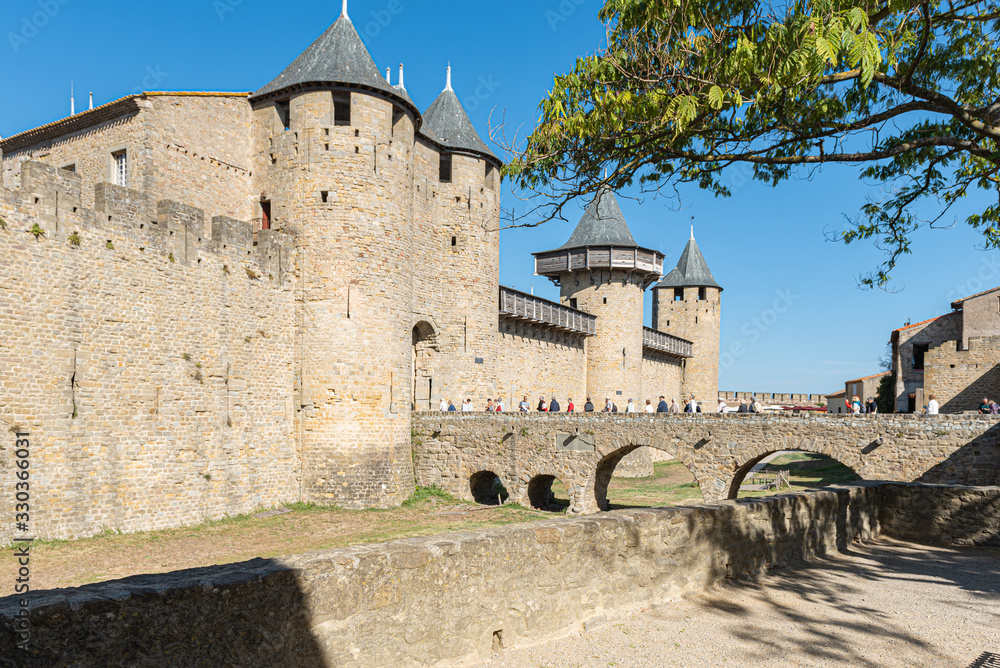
[412,412,1000,514]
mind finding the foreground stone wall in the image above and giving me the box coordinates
[413,412,1000,512]
[0,161,297,542]
[2,483,995,667]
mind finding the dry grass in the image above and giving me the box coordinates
[25,453,860,590]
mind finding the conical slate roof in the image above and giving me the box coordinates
[422,85,497,161]
[557,191,639,250]
[252,15,398,100]
[657,232,722,290]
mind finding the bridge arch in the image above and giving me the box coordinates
[725,442,863,500]
[527,474,571,512]
[469,470,508,506]
[589,439,705,513]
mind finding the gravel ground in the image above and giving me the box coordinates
[474,539,1000,668]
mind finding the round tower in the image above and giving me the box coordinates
[411,67,503,408]
[534,192,664,404]
[652,227,723,405]
[249,5,419,508]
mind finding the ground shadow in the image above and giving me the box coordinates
[0,558,325,667]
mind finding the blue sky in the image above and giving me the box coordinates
[3,0,996,394]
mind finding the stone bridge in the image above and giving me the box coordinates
[412,412,1000,514]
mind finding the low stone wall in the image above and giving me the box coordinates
[1,483,996,667]
[880,482,1000,547]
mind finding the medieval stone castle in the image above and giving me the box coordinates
[0,7,722,540]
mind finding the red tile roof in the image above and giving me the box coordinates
[844,372,890,384]
[951,285,1000,309]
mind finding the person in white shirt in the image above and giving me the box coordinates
[461,399,474,412]
[926,395,939,415]
[717,398,728,413]
[518,396,530,412]
[439,398,448,412]
[644,399,656,414]
[495,399,505,412]
[625,399,636,413]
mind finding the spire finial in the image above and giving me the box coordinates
[341,0,348,18]
[385,67,391,83]
[398,63,405,89]
[690,216,695,240]
[445,64,452,91]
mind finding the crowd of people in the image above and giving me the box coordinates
[436,394,773,414]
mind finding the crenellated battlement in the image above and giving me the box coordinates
[0,160,293,282]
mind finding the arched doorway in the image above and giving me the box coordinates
[527,475,570,512]
[729,450,862,500]
[411,322,437,411]
[470,471,508,506]
[592,446,703,511]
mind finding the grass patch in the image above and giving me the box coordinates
[402,485,457,507]
[737,452,861,499]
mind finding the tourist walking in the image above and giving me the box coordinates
[644,399,655,414]
[717,397,728,413]
[926,394,939,415]
[485,399,495,412]
[603,398,613,412]
[584,397,595,412]
[495,398,504,413]
[537,396,548,412]
[439,397,448,412]
[625,398,636,413]
[519,396,530,412]
[549,396,561,413]
[462,399,474,412]
[669,398,680,413]
[751,397,763,413]
[737,399,750,413]
[866,397,878,414]
[567,398,575,412]
[656,396,669,413]
[447,400,456,412]
[851,395,863,414]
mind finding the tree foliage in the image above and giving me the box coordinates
[503,0,1000,287]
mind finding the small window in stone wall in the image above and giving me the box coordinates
[674,288,683,302]
[62,163,76,173]
[570,298,578,309]
[698,287,707,301]
[332,93,351,126]
[321,191,329,203]
[439,154,453,183]
[276,100,290,131]
[912,343,929,370]
[451,236,457,247]
[112,150,128,187]
[485,163,497,190]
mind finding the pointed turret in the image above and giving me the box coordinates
[656,229,722,291]
[251,12,403,104]
[421,66,497,162]
[533,191,664,287]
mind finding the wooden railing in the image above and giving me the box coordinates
[642,327,693,358]
[499,287,597,336]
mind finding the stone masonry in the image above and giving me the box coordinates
[412,412,1000,514]
[0,8,722,538]
[2,482,996,666]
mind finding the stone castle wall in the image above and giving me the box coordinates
[4,483,996,666]
[0,161,297,543]
[925,335,1000,412]
[496,320,588,409]
[2,94,254,223]
[641,350,684,405]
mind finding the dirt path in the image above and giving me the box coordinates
[475,539,1000,668]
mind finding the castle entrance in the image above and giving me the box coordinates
[412,322,438,411]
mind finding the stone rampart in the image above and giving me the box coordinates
[412,412,1000,513]
[0,161,297,543]
[1,483,996,666]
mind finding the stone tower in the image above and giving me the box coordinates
[411,68,502,408]
[249,7,419,508]
[652,228,722,404]
[534,192,664,404]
